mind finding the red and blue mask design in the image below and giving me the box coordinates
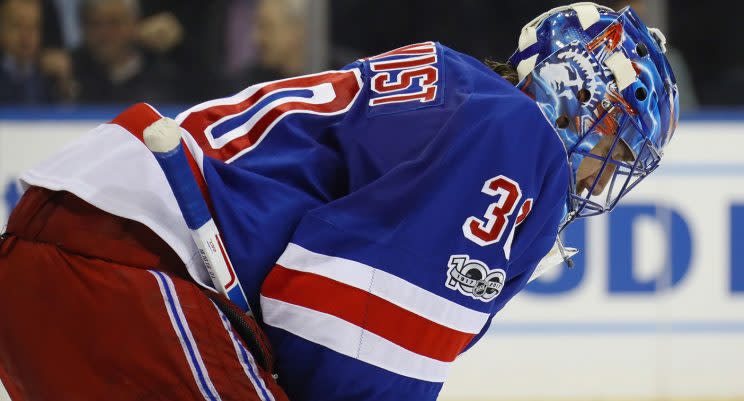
[508,4,679,229]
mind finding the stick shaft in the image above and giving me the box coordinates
[150,138,251,314]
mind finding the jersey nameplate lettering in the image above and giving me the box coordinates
[365,42,443,113]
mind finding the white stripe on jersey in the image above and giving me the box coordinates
[275,243,490,334]
[261,296,452,383]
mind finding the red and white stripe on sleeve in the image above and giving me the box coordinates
[260,243,490,382]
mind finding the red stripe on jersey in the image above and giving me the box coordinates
[180,139,214,213]
[261,265,475,362]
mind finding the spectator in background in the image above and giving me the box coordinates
[223,0,259,80]
[0,0,54,104]
[137,8,183,55]
[40,0,82,49]
[71,0,303,102]
[137,0,227,101]
[72,0,178,104]
[252,0,307,79]
[219,0,308,93]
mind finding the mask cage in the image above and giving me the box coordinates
[563,102,661,228]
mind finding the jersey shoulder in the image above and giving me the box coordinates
[444,82,570,260]
[349,41,516,118]
[347,41,447,117]
[449,76,569,187]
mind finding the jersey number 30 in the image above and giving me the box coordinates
[179,69,363,162]
[463,175,533,247]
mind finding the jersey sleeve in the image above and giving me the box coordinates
[170,42,459,308]
[259,95,569,401]
[173,68,370,308]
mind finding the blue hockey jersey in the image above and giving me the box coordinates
[21,42,569,401]
[178,41,569,400]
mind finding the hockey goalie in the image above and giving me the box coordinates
[0,3,678,400]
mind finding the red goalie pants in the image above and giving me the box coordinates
[0,187,288,401]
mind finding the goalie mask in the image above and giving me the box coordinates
[508,2,679,229]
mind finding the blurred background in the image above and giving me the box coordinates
[2,0,742,108]
[1,0,742,400]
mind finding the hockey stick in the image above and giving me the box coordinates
[143,118,252,315]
